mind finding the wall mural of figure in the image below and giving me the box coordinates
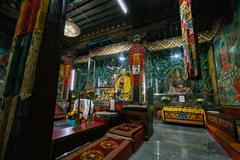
[233,76,240,102]
[147,45,213,100]
[0,44,9,94]
[0,45,9,82]
[167,67,191,94]
[213,4,240,105]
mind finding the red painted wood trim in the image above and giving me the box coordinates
[221,106,240,118]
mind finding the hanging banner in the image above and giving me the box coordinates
[179,0,199,78]
[129,43,145,103]
[14,0,48,38]
[62,57,72,100]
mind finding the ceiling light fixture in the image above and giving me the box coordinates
[117,0,128,14]
[64,18,81,37]
[119,55,126,62]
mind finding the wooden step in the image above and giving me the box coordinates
[207,124,240,160]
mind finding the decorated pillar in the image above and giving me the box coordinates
[0,0,67,159]
[179,0,199,78]
[129,38,145,104]
[62,56,73,100]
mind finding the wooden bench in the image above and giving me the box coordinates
[207,107,240,139]
[206,106,240,159]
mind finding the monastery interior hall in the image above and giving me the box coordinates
[0,0,240,159]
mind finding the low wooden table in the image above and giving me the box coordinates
[122,105,153,140]
[94,111,122,128]
[52,121,107,158]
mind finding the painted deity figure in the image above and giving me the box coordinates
[221,43,232,74]
[169,69,191,94]
[115,68,131,101]
[233,76,240,102]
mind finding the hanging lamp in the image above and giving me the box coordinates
[64,18,81,37]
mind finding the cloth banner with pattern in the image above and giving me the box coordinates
[179,0,199,78]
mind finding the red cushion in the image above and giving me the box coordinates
[108,123,144,138]
[115,102,123,111]
[57,134,133,160]
[95,106,109,112]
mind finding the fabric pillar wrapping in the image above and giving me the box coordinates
[129,43,145,103]
[179,0,199,78]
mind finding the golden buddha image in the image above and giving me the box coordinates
[114,68,131,101]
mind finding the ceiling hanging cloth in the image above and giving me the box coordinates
[179,0,199,78]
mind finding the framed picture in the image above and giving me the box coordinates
[179,95,185,102]
[132,65,140,75]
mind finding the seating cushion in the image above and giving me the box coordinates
[57,134,132,160]
[108,123,144,138]
[108,123,144,152]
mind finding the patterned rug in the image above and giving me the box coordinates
[57,135,132,160]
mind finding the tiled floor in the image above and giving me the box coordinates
[130,121,231,160]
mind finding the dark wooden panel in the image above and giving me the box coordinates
[52,122,107,158]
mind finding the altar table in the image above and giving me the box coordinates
[162,106,206,126]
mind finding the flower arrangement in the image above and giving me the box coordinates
[195,98,205,107]
[66,111,83,128]
[161,96,171,106]
[86,90,95,100]
[66,111,79,119]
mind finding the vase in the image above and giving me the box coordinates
[66,119,75,126]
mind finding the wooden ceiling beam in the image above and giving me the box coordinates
[77,8,120,26]
[73,2,117,23]
[67,0,110,18]
[73,3,116,22]
[79,13,124,30]
[67,0,91,12]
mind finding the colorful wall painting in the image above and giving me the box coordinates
[74,45,213,102]
[213,0,240,106]
[147,44,213,101]
[0,45,8,81]
[0,44,9,95]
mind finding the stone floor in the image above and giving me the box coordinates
[130,121,231,160]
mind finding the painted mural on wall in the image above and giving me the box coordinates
[0,44,9,95]
[213,1,240,106]
[147,45,213,100]
[75,63,88,91]
[0,45,8,81]
[94,54,130,88]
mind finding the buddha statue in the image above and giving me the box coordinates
[115,68,131,101]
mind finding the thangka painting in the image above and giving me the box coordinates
[0,44,9,94]
[0,45,8,81]
[213,3,240,105]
